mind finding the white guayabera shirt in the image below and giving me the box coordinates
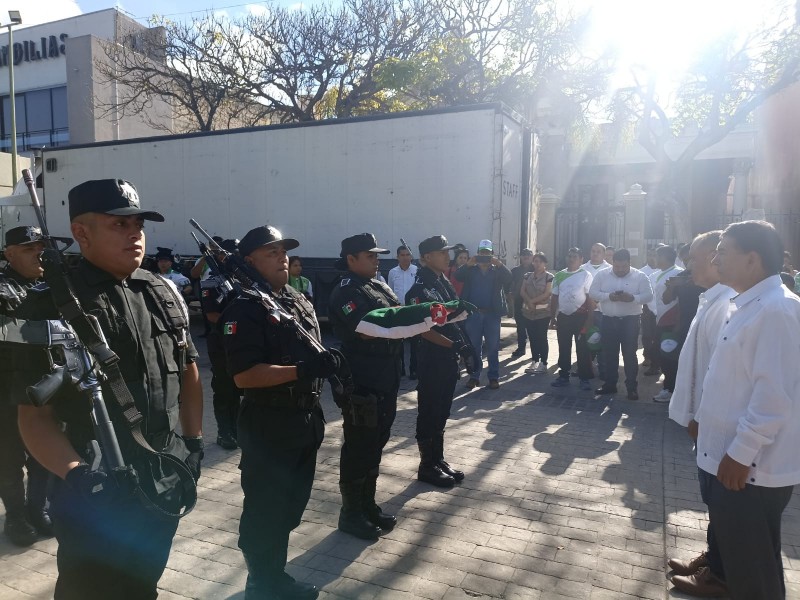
[696,275,800,487]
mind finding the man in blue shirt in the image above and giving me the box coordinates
[454,240,512,389]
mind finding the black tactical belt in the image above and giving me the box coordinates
[244,389,320,410]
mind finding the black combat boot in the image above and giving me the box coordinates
[215,408,238,450]
[363,469,396,531]
[26,466,53,537]
[338,479,381,540]
[1,482,37,547]
[243,552,319,600]
[435,432,464,483]
[417,439,455,488]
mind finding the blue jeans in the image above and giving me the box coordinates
[464,311,501,381]
[600,314,640,390]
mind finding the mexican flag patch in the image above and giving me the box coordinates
[223,321,237,335]
[342,301,357,315]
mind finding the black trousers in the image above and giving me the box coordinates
[600,314,640,390]
[699,469,794,599]
[555,312,592,380]
[513,300,527,350]
[237,401,323,562]
[641,308,657,363]
[400,338,418,375]
[416,342,459,440]
[208,348,242,436]
[522,315,550,363]
[340,386,398,483]
[50,480,179,600]
[656,325,678,391]
[0,404,49,513]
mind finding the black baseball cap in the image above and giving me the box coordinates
[335,233,389,270]
[4,225,72,248]
[68,179,164,222]
[239,226,299,257]
[520,248,533,256]
[155,247,174,262]
[419,235,455,256]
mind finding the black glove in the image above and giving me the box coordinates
[328,347,355,395]
[296,351,340,382]
[65,463,118,505]
[455,342,477,372]
[183,436,204,482]
[0,279,26,313]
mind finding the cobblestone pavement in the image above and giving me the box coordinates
[1,323,799,599]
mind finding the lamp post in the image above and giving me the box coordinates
[7,10,22,188]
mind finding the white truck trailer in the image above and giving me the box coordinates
[2,103,538,313]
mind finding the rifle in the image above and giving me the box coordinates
[21,169,196,519]
[189,219,344,395]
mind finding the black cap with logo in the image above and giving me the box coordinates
[68,179,164,222]
[418,235,455,256]
[155,247,175,262]
[335,233,389,270]
[4,225,72,249]
[239,226,299,257]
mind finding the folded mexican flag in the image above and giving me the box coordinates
[355,300,476,339]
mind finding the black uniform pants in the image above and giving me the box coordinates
[50,481,179,600]
[0,404,49,513]
[237,400,323,560]
[400,338,418,375]
[209,348,241,435]
[699,469,794,599]
[340,386,398,483]
[555,312,593,380]
[416,343,459,440]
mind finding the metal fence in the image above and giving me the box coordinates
[554,203,625,270]
[716,210,800,263]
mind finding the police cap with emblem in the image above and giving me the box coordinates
[68,179,164,222]
[4,225,72,249]
[418,235,455,256]
[239,226,299,257]
[155,247,174,262]
[335,233,389,270]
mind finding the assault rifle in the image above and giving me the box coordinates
[21,169,196,519]
[189,219,345,395]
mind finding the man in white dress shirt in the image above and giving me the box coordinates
[588,249,653,400]
[667,231,735,597]
[693,221,800,599]
[650,246,684,402]
[389,245,419,378]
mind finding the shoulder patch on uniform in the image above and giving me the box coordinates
[223,321,237,335]
[340,278,351,287]
[342,301,357,315]
[409,297,420,305]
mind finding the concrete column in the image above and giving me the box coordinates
[731,159,751,213]
[536,188,559,261]
[623,183,647,268]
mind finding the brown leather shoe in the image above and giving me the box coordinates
[671,566,727,598]
[668,550,709,576]
[488,379,500,389]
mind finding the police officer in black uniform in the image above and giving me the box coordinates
[15,179,204,600]
[201,238,243,449]
[222,225,335,600]
[406,236,476,488]
[328,233,402,540]
[0,226,54,545]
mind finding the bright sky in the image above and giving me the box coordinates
[6,0,785,91]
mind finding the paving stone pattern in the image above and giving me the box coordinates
[1,323,798,599]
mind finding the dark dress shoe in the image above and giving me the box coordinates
[4,514,37,546]
[466,378,479,389]
[217,434,238,450]
[511,348,526,358]
[668,551,709,576]
[488,379,500,389]
[438,460,465,482]
[594,385,617,395]
[418,463,455,488]
[366,505,397,531]
[338,510,382,540]
[26,506,54,537]
[671,566,727,598]
[627,390,639,401]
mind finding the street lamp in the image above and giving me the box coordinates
[7,10,22,188]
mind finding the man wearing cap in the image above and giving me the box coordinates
[155,246,193,300]
[15,179,204,599]
[508,248,535,358]
[0,226,54,546]
[202,239,243,450]
[328,233,403,540]
[221,225,332,599]
[454,239,512,389]
[406,236,477,487]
